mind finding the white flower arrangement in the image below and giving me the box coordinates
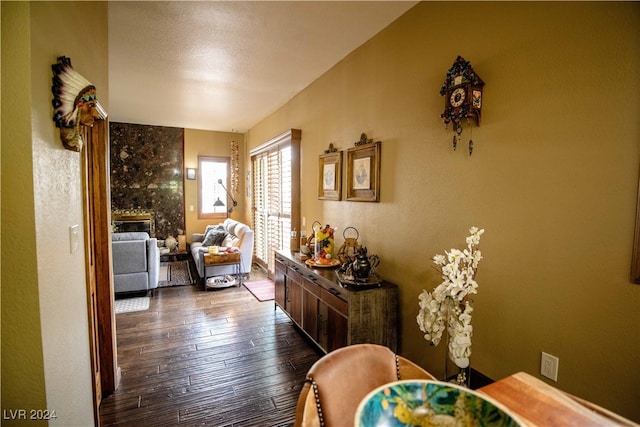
[417,227,485,369]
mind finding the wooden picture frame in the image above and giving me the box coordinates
[318,151,342,200]
[346,141,380,202]
[631,176,640,283]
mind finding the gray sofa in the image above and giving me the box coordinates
[191,218,254,281]
[112,232,160,294]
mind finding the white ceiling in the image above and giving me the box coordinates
[108,1,418,132]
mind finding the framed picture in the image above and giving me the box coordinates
[346,141,380,202]
[318,151,342,200]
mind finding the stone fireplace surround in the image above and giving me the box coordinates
[110,122,185,240]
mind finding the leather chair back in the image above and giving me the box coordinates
[294,344,435,427]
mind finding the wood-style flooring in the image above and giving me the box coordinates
[99,276,322,426]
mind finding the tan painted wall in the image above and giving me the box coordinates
[1,2,48,420]
[183,129,247,241]
[247,2,640,421]
[1,2,108,425]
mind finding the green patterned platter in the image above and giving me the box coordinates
[355,380,525,427]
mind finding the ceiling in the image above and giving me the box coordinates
[108,1,418,132]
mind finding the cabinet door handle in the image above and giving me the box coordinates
[328,288,340,296]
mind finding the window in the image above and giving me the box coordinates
[250,130,301,273]
[198,156,230,219]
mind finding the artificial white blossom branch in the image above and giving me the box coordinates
[417,227,484,369]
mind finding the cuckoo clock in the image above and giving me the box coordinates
[440,56,484,155]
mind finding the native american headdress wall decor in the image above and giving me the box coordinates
[51,56,106,152]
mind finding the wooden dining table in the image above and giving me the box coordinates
[477,372,638,426]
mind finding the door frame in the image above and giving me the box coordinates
[83,119,118,420]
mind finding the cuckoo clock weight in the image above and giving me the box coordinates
[440,56,485,155]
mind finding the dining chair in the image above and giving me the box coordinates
[294,343,436,427]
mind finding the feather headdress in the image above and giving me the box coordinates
[51,56,96,128]
[51,56,106,152]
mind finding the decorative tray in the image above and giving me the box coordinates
[205,275,237,289]
[336,271,383,287]
[305,258,341,268]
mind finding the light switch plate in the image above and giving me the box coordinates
[69,224,80,254]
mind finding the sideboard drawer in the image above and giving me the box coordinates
[321,288,348,317]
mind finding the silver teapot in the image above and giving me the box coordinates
[351,247,380,280]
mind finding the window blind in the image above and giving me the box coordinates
[250,130,300,274]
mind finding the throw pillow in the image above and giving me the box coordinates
[204,224,224,235]
[202,228,227,247]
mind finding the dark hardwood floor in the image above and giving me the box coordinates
[99,274,322,426]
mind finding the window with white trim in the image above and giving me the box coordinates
[198,156,230,219]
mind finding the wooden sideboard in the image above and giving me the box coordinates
[274,250,398,353]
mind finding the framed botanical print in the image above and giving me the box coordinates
[318,151,342,200]
[346,141,380,202]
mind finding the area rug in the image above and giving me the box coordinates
[244,280,275,302]
[158,260,195,287]
[115,297,150,314]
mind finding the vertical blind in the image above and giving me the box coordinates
[251,130,300,274]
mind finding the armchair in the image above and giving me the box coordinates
[112,232,160,295]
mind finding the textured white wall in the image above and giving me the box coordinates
[30,2,109,425]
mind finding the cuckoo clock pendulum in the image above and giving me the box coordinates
[440,56,484,155]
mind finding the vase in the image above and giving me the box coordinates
[313,224,335,263]
[445,350,471,388]
[165,235,177,252]
[444,299,473,388]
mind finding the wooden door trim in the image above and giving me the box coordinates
[82,125,101,423]
[83,120,118,414]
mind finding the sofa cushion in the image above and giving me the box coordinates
[112,240,148,274]
[112,232,150,241]
[204,224,224,235]
[223,234,240,247]
[114,272,149,293]
[202,228,227,246]
[231,222,249,239]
